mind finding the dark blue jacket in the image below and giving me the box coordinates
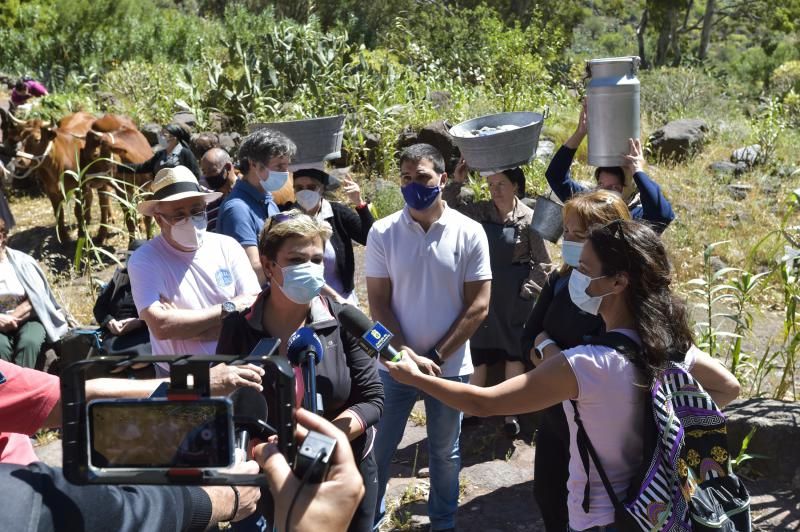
[545,145,675,233]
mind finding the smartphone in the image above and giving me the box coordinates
[87,398,234,469]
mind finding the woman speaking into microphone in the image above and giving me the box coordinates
[216,210,383,532]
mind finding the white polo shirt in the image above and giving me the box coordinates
[365,204,492,377]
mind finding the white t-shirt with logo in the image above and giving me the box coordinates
[129,232,260,364]
[365,205,492,377]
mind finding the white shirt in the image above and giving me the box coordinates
[561,329,647,530]
[0,256,26,312]
[128,232,260,371]
[365,204,492,377]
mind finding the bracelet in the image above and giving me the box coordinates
[534,339,556,360]
[227,485,240,522]
[427,347,444,366]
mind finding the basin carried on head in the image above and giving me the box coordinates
[449,111,544,173]
[249,115,346,165]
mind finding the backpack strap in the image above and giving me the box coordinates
[572,331,642,515]
[571,399,625,514]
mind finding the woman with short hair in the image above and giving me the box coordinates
[117,122,201,177]
[217,210,383,532]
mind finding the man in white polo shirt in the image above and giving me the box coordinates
[366,144,491,531]
[128,166,260,375]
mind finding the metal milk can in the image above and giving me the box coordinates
[586,56,640,167]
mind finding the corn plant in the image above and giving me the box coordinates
[686,241,768,380]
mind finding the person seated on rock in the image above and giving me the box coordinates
[116,122,201,178]
[545,99,675,233]
[0,220,68,369]
[216,128,296,285]
[92,239,151,358]
[292,166,374,305]
[200,147,239,232]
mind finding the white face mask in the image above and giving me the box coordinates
[568,269,612,316]
[166,213,207,251]
[295,189,321,211]
[561,240,584,268]
[260,170,289,193]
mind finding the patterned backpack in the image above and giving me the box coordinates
[572,332,751,531]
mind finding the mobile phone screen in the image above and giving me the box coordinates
[88,399,233,468]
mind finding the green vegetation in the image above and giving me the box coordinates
[2,1,799,397]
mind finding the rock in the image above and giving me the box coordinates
[427,90,452,111]
[709,256,727,273]
[330,130,380,168]
[217,132,241,155]
[648,118,708,161]
[416,467,430,479]
[95,91,120,111]
[535,140,556,163]
[190,132,219,159]
[398,120,461,174]
[727,183,752,201]
[172,110,197,130]
[139,123,161,146]
[775,165,800,179]
[731,144,762,167]
[725,398,800,482]
[208,111,233,132]
[709,161,747,178]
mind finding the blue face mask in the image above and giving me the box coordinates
[402,182,440,211]
[276,261,326,304]
[561,240,584,268]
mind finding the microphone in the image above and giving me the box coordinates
[231,387,270,459]
[338,305,404,362]
[287,327,324,414]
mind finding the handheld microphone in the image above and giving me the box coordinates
[338,305,404,362]
[231,387,272,459]
[287,327,324,414]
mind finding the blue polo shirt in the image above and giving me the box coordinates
[215,179,279,246]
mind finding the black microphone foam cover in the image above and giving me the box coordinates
[231,386,268,421]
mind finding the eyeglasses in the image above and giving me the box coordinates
[264,211,299,233]
[157,208,207,226]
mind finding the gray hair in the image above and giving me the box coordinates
[238,128,296,173]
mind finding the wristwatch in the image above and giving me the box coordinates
[534,338,556,360]
[221,300,237,319]
[427,347,444,366]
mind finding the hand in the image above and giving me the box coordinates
[403,346,441,377]
[255,409,364,532]
[453,158,469,184]
[116,317,143,335]
[385,350,424,385]
[519,279,542,300]
[341,176,363,206]
[232,293,258,311]
[209,362,265,395]
[222,460,263,522]
[576,98,588,137]
[622,138,645,177]
[0,313,19,332]
[106,318,124,335]
[158,294,178,310]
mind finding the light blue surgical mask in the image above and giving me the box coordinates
[276,261,326,304]
[261,170,289,193]
[561,240,584,268]
[568,270,612,316]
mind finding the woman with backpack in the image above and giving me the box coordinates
[385,219,742,531]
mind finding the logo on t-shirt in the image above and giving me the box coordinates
[215,268,233,287]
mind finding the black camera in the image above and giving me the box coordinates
[61,345,302,487]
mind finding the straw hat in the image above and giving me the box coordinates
[138,166,221,216]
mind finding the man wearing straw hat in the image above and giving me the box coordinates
[128,166,260,376]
